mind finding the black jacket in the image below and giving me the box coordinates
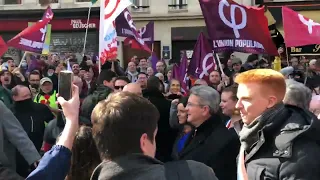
[143,89,178,162]
[178,114,240,180]
[90,154,218,180]
[244,105,320,180]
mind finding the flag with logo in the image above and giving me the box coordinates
[0,36,8,57]
[188,32,217,82]
[282,6,320,47]
[172,52,188,93]
[199,0,278,55]
[99,0,132,65]
[115,8,151,52]
[7,7,53,53]
[118,21,154,44]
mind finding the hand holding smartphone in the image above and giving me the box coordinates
[58,70,73,101]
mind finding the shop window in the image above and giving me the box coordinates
[131,0,150,12]
[3,0,22,5]
[168,0,187,10]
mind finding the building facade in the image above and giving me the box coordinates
[0,0,254,66]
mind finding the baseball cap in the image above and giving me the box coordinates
[40,77,52,85]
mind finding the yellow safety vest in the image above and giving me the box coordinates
[34,91,58,110]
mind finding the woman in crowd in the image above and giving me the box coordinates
[170,96,193,160]
[166,79,183,100]
[220,86,243,134]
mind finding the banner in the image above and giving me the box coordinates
[28,23,51,55]
[188,32,217,82]
[99,0,132,65]
[172,52,188,93]
[117,20,154,44]
[7,7,53,53]
[115,8,151,52]
[0,36,8,57]
[199,0,278,55]
[282,6,320,47]
[289,44,320,55]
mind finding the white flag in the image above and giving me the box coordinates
[99,0,132,65]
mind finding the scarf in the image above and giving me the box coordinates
[127,71,139,82]
[239,103,285,152]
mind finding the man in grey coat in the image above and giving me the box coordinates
[90,92,218,180]
[0,101,41,170]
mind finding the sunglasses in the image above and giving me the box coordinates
[114,86,125,90]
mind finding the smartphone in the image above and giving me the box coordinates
[58,71,73,101]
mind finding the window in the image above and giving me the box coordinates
[168,0,187,10]
[75,0,90,2]
[3,0,22,5]
[38,0,58,4]
[131,0,150,12]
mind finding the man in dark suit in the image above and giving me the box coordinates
[178,85,240,180]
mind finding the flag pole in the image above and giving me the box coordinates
[212,50,228,86]
[83,4,92,56]
[18,52,27,68]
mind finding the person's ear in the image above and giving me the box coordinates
[267,96,278,108]
[140,133,149,155]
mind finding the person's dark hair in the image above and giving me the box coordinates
[138,72,147,77]
[146,76,161,92]
[97,69,117,85]
[67,126,100,180]
[115,76,130,84]
[222,85,238,101]
[246,54,258,63]
[28,70,41,79]
[139,57,147,62]
[91,92,159,160]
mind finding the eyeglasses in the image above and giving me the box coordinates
[186,102,204,108]
[114,86,125,90]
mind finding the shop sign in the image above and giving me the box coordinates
[70,19,96,29]
[289,44,320,55]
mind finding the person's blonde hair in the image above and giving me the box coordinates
[235,69,286,101]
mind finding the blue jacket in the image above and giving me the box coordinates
[26,145,71,180]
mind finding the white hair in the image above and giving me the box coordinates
[283,79,312,109]
[190,85,220,114]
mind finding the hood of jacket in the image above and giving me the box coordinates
[265,105,320,151]
[90,154,164,180]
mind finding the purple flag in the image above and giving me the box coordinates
[172,52,188,93]
[188,32,217,82]
[27,55,38,72]
[116,16,154,44]
[199,0,278,55]
[115,9,151,52]
[7,7,53,53]
[151,52,158,72]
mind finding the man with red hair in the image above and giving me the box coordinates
[235,69,320,180]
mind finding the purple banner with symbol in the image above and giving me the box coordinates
[116,15,154,44]
[188,32,217,82]
[7,7,53,53]
[115,8,151,52]
[199,0,278,55]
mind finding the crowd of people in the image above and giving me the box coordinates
[0,51,320,180]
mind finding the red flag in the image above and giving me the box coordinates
[282,7,320,47]
[0,36,8,57]
[124,37,151,52]
[7,7,53,53]
[199,0,278,55]
[188,32,217,83]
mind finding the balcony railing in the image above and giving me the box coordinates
[131,0,149,12]
[168,0,188,10]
